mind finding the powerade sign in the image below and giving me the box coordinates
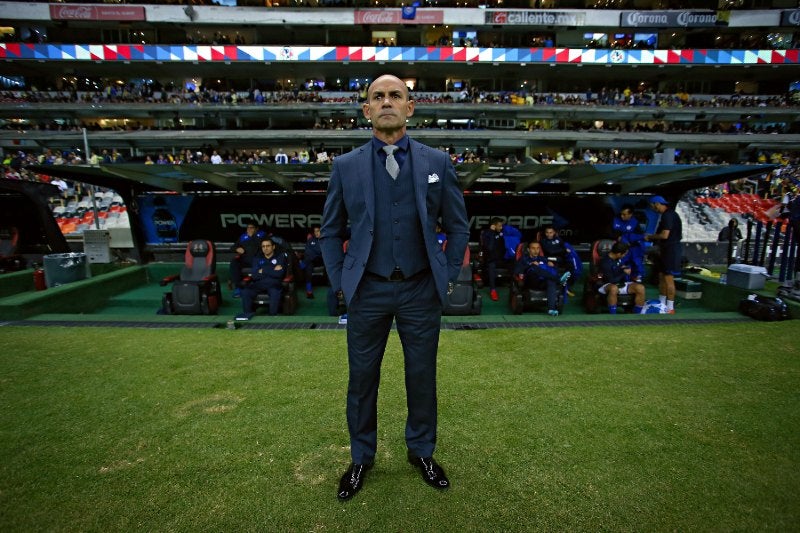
[137,192,660,247]
[138,195,195,244]
[781,10,800,26]
[620,10,719,28]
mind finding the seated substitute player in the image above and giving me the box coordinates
[597,241,645,314]
[480,217,522,301]
[301,224,324,299]
[229,222,266,298]
[540,225,581,294]
[236,237,287,320]
[513,241,571,316]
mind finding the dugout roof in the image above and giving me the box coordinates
[30,162,777,199]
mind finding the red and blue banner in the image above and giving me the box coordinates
[1,43,797,66]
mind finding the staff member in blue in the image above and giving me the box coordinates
[321,74,469,501]
[236,237,286,320]
[611,204,646,282]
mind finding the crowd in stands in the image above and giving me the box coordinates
[2,87,796,139]
[2,86,794,109]
[3,143,798,173]
[4,140,798,189]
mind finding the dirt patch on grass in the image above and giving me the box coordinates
[175,393,243,418]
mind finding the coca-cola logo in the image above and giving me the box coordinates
[50,4,145,21]
[491,12,508,24]
[355,11,397,24]
[57,6,94,19]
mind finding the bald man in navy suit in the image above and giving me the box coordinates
[321,74,469,501]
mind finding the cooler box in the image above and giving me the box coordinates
[43,252,90,288]
[727,264,768,290]
[675,279,702,299]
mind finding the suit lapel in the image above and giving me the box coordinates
[410,140,428,222]
[353,143,375,224]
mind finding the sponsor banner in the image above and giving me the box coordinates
[781,10,800,26]
[49,4,146,21]
[354,9,443,25]
[138,195,195,245]
[2,43,798,65]
[620,10,718,28]
[485,10,586,26]
[136,192,658,247]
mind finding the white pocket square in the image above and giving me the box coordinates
[427,173,440,183]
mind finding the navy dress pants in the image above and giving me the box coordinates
[345,272,441,464]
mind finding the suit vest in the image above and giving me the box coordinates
[365,148,429,278]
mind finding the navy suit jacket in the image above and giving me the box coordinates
[320,138,469,306]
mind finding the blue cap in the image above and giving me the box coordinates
[650,195,668,205]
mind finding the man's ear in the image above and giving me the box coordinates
[362,103,371,120]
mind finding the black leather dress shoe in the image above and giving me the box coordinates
[337,462,372,501]
[407,453,450,489]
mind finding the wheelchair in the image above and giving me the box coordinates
[509,242,566,315]
[443,246,482,316]
[161,239,222,315]
[582,239,637,314]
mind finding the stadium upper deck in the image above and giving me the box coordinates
[1,2,798,161]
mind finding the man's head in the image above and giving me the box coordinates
[362,75,414,142]
[619,204,635,221]
[260,237,276,256]
[489,217,504,232]
[609,241,629,258]
[311,224,321,238]
[527,241,543,257]
[245,223,257,236]
[650,195,669,213]
[544,226,557,240]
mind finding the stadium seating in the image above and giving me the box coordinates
[160,239,222,315]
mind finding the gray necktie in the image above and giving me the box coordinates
[383,145,399,179]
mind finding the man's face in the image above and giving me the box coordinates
[246,224,256,236]
[313,227,321,238]
[362,75,414,135]
[261,241,274,256]
[544,228,556,239]
[528,243,542,256]
[620,209,633,221]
